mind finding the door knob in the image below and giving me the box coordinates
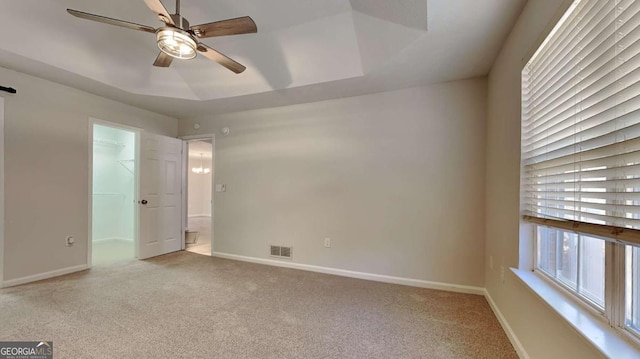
[141,199,148,205]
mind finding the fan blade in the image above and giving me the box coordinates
[196,44,246,74]
[153,52,173,67]
[67,9,156,33]
[143,0,175,25]
[191,16,257,38]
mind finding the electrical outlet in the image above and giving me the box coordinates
[489,256,493,270]
[66,236,75,247]
[324,238,331,248]
[500,265,505,283]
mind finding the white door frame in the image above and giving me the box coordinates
[181,134,215,254]
[88,118,142,267]
[0,97,5,285]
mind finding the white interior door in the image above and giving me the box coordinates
[138,132,183,259]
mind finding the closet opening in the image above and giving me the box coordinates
[90,122,138,265]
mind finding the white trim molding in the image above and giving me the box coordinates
[212,251,485,295]
[1,264,89,288]
[0,97,4,285]
[484,288,530,359]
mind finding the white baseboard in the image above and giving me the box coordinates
[212,251,485,295]
[188,214,211,218]
[484,289,529,359]
[1,264,89,288]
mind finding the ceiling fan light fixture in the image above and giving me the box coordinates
[67,1,256,72]
[156,28,197,59]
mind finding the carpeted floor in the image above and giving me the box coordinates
[0,252,517,358]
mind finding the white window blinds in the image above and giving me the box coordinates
[522,0,640,238]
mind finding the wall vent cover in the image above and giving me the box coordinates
[270,245,293,259]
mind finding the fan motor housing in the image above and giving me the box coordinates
[170,14,190,31]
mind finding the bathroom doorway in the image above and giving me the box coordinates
[90,122,138,265]
[184,139,213,256]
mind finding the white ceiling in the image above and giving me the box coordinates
[0,0,526,118]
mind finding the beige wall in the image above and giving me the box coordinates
[1,67,178,282]
[180,78,487,287]
[486,0,604,357]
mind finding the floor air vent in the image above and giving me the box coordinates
[270,245,293,259]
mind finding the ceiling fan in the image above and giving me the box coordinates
[67,0,257,73]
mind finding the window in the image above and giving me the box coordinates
[628,245,640,335]
[536,227,605,308]
[522,0,640,341]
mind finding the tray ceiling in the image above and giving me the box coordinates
[0,0,526,117]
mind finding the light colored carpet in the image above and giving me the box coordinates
[0,252,517,358]
[186,216,212,256]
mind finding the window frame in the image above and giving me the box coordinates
[624,245,640,340]
[532,224,640,345]
[533,226,606,313]
[519,0,640,348]
[516,0,640,355]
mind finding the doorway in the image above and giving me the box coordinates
[185,139,213,256]
[90,122,138,265]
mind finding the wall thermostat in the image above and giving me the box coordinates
[193,123,200,129]
[222,127,230,136]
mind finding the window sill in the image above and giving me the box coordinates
[511,268,640,359]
